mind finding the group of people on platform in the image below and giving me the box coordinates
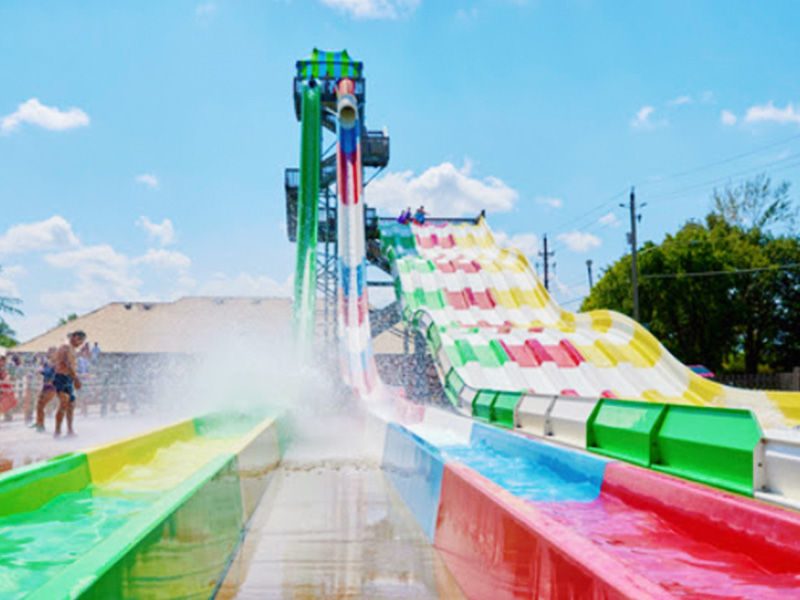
[0,331,100,437]
[397,205,427,225]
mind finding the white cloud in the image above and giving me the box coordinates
[1,214,201,333]
[744,101,800,125]
[320,0,420,19]
[556,231,601,253]
[0,216,80,255]
[41,245,142,314]
[721,110,738,126]
[1,98,89,133]
[598,211,621,227]
[2,265,26,278]
[0,265,26,300]
[7,313,56,343]
[134,249,191,270]
[456,6,478,20]
[494,231,539,258]
[136,217,175,246]
[199,272,293,297]
[631,106,666,131]
[699,90,714,104]
[367,160,517,217]
[0,274,20,298]
[45,244,129,270]
[135,173,159,189]
[551,274,589,307]
[195,2,216,16]
[535,196,563,209]
[668,95,692,106]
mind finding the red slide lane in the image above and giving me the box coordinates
[434,463,670,600]
[536,463,800,599]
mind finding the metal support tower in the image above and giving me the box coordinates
[285,50,389,347]
[316,153,338,344]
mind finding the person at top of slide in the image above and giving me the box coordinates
[53,331,86,437]
[32,347,58,432]
[413,205,427,225]
[397,206,412,225]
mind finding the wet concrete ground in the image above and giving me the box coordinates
[217,462,465,599]
[217,411,465,599]
[0,407,179,471]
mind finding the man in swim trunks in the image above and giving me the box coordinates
[32,347,58,432]
[53,331,86,437]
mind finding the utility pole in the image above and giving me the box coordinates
[539,234,555,291]
[586,259,594,289]
[621,186,644,322]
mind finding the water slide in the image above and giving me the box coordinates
[0,413,284,598]
[335,77,380,395]
[283,57,800,596]
[2,48,799,598]
[291,83,320,347]
[381,218,800,430]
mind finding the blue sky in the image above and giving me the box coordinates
[1,0,799,341]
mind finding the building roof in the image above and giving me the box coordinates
[15,297,294,354]
[14,296,406,355]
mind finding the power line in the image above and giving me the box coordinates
[644,153,800,204]
[551,134,800,240]
[641,263,800,280]
[559,297,584,307]
[639,132,800,189]
[547,187,629,239]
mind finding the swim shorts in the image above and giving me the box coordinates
[53,374,75,403]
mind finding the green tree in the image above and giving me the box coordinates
[0,266,23,347]
[582,175,798,374]
[582,221,737,370]
[58,313,79,326]
[710,176,798,372]
[0,321,18,348]
[762,235,800,370]
[712,173,796,233]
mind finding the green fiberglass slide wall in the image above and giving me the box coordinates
[292,84,321,348]
[0,413,285,599]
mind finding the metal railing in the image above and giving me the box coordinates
[715,368,800,391]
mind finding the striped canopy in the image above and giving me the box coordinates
[296,48,363,80]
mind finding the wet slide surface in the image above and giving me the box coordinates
[218,415,464,599]
[0,435,239,597]
[405,416,800,599]
[0,437,229,595]
[218,463,464,599]
[0,414,281,599]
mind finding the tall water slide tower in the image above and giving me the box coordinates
[284,49,390,343]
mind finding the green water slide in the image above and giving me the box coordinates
[292,83,321,346]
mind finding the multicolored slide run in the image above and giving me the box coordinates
[381,218,800,430]
[0,413,284,598]
[379,218,800,506]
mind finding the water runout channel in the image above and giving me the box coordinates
[217,460,465,599]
